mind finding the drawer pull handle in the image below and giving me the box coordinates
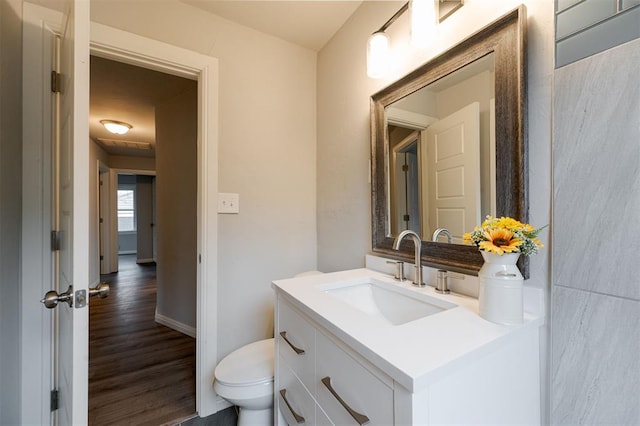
[280,331,305,355]
[279,389,305,424]
[321,376,370,425]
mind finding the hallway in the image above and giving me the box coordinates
[89,255,196,425]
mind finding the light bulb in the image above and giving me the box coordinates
[101,120,132,135]
[410,0,437,48]
[367,32,390,79]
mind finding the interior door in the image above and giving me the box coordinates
[57,0,90,423]
[423,102,480,243]
[391,132,421,235]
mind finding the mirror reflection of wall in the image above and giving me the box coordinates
[385,53,496,243]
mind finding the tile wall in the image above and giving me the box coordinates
[551,37,640,424]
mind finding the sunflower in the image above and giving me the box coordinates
[478,229,522,255]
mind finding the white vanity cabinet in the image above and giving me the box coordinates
[315,330,394,425]
[273,269,543,426]
[276,296,394,425]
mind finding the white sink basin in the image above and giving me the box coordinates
[321,279,455,325]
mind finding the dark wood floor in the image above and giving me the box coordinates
[89,255,196,426]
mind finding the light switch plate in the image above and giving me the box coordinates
[218,193,239,214]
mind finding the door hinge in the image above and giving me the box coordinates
[99,217,104,223]
[50,389,59,411]
[403,214,410,222]
[51,71,62,93]
[51,230,61,251]
[100,255,104,261]
[402,164,409,172]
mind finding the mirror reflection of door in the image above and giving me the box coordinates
[385,53,496,242]
[389,129,421,235]
[424,102,480,243]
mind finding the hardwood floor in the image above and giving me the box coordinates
[89,255,196,425]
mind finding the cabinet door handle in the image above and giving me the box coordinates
[280,331,305,355]
[279,389,306,424]
[321,376,370,425]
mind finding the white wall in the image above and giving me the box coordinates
[136,175,154,262]
[317,0,553,421]
[155,85,198,330]
[109,154,155,171]
[0,0,23,423]
[90,1,318,358]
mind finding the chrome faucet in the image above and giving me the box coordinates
[432,227,453,244]
[392,230,424,287]
[435,270,450,294]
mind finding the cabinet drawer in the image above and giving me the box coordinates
[278,357,317,426]
[316,331,393,426]
[277,297,316,390]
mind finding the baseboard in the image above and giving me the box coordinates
[118,250,136,255]
[136,258,155,264]
[154,311,196,338]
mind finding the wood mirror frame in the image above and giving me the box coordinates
[370,6,528,277]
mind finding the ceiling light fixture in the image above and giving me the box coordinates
[100,119,132,135]
[366,0,464,79]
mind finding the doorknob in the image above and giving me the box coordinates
[89,282,110,299]
[40,283,109,309]
[40,285,73,309]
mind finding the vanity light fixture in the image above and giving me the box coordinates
[100,119,132,135]
[366,0,464,78]
[366,31,391,78]
[410,0,437,48]
[366,2,408,78]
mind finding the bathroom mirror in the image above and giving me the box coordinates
[386,53,495,242]
[371,6,528,276]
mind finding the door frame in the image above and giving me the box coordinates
[92,23,220,417]
[98,161,111,275]
[107,168,157,273]
[22,3,220,421]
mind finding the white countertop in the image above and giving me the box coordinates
[272,268,544,392]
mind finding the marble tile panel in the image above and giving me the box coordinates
[551,286,640,425]
[553,38,640,301]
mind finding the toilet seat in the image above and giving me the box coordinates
[214,338,274,387]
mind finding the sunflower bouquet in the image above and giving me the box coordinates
[463,216,545,256]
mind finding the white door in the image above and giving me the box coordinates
[55,0,90,423]
[423,102,480,243]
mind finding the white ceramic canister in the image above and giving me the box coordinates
[478,252,524,325]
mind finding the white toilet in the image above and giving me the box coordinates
[214,338,275,426]
[214,272,322,426]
